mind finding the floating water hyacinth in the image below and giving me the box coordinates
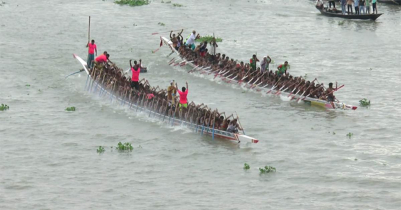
[196,35,223,43]
[172,3,183,7]
[158,22,165,26]
[346,132,353,138]
[114,0,150,6]
[244,163,250,170]
[0,104,10,111]
[359,98,370,107]
[97,146,105,153]
[259,166,276,174]
[116,142,134,151]
[66,107,76,111]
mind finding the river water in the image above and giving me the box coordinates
[1,0,401,209]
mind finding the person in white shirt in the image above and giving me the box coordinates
[185,30,199,50]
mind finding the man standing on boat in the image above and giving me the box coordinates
[129,59,141,91]
[328,0,336,9]
[322,83,336,109]
[185,30,199,51]
[341,0,347,14]
[360,0,366,14]
[86,39,97,69]
[277,61,289,77]
[167,80,177,106]
[260,56,272,72]
[176,82,189,110]
[365,0,371,14]
[249,54,259,71]
[354,0,360,15]
[372,0,378,14]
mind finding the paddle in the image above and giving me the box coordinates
[266,76,283,94]
[235,112,245,135]
[65,69,84,79]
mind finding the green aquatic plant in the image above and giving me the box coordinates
[359,98,370,107]
[304,73,308,80]
[114,0,150,6]
[66,107,76,111]
[26,84,30,87]
[0,104,10,111]
[244,163,250,170]
[116,142,134,151]
[172,3,183,7]
[196,35,223,43]
[161,0,171,3]
[97,146,105,153]
[259,166,276,174]
[346,132,353,138]
[338,20,345,25]
[158,22,165,26]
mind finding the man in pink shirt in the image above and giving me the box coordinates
[95,53,109,63]
[129,59,142,91]
[86,39,97,69]
[176,82,189,109]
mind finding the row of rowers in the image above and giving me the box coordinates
[86,55,244,134]
[171,30,340,105]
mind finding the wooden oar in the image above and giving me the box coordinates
[266,76,283,94]
[235,111,245,135]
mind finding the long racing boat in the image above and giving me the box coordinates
[72,54,259,144]
[161,37,357,110]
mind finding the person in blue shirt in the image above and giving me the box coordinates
[354,0,360,15]
[341,0,347,14]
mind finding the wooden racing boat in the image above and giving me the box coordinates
[315,6,383,20]
[161,37,357,111]
[72,54,259,144]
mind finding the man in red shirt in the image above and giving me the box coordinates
[129,59,142,91]
[95,53,109,64]
[86,39,97,69]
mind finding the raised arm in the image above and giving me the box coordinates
[130,59,133,68]
[186,82,188,91]
[178,29,184,36]
[170,31,173,39]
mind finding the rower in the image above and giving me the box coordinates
[199,41,208,57]
[94,53,109,68]
[86,39,97,69]
[170,29,183,50]
[277,61,289,77]
[129,59,142,91]
[249,54,259,71]
[325,82,336,109]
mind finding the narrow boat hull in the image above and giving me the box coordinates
[316,6,383,20]
[161,37,357,111]
[73,54,259,144]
